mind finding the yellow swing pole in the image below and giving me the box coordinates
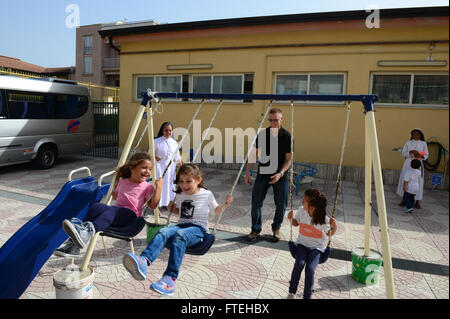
[102,93,149,205]
[365,109,396,299]
[146,99,160,224]
[364,115,372,257]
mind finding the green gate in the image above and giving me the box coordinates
[86,102,119,159]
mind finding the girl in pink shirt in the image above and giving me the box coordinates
[55,152,162,257]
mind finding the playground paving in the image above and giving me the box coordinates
[0,155,448,300]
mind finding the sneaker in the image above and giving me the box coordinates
[54,239,80,257]
[405,208,414,214]
[151,275,176,296]
[123,252,148,281]
[62,218,95,249]
[247,231,260,242]
[287,293,296,299]
[273,229,281,242]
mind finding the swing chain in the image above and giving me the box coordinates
[213,100,274,235]
[328,101,352,245]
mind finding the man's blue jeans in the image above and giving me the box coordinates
[251,174,289,234]
[140,223,205,279]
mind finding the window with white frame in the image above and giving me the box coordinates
[274,73,345,96]
[191,74,244,94]
[371,73,449,107]
[192,75,211,93]
[135,73,252,100]
[135,75,182,99]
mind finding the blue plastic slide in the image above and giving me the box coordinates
[0,177,109,299]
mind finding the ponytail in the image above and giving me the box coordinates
[304,188,328,225]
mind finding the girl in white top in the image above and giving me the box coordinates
[396,128,429,208]
[122,164,233,296]
[154,122,182,208]
[286,188,337,299]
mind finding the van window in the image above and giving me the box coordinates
[0,90,6,119]
[5,90,89,119]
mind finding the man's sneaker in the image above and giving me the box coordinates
[151,275,176,296]
[62,218,95,249]
[123,252,148,281]
[405,208,414,214]
[287,293,296,299]
[247,231,260,242]
[54,239,80,257]
[273,229,281,242]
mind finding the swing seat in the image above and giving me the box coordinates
[100,217,146,243]
[287,241,331,264]
[319,246,331,264]
[185,233,215,255]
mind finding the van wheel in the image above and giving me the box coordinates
[34,146,57,169]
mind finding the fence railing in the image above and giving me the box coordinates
[0,68,120,102]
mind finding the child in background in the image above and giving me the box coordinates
[122,163,233,296]
[286,188,337,299]
[55,152,162,257]
[402,159,422,214]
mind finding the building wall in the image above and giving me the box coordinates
[76,24,120,87]
[117,17,449,174]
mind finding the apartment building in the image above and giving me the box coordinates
[75,23,121,87]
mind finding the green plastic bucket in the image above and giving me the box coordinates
[351,247,383,285]
[146,222,166,243]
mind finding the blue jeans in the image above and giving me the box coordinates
[251,174,289,233]
[403,192,415,210]
[140,223,205,279]
[289,244,321,299]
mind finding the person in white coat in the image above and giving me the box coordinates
[154,122,182,208]
[397,128,429,208]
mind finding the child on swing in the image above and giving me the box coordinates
[122,163,233,296]
[55,152,162,257]
[286,188,337,299]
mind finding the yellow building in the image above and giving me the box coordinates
[99,6,449,188]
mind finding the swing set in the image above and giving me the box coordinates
[80,89,396,299]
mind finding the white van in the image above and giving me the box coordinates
[0,75,93,169]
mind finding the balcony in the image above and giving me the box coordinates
[103,58,120,70]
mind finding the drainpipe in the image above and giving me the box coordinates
[108,36,121,53]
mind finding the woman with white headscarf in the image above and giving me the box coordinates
[154,122,182,208]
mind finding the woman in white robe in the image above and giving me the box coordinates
[396,128,429,208]
[154,122,182,208]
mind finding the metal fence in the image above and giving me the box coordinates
[85,102,119,159]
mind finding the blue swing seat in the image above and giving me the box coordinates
[185,232,215,255]
[288,241,331,264]
[100,217,146,241]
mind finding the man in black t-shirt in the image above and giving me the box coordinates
[245,108,292,242]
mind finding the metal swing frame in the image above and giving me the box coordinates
[83,90,394,299]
